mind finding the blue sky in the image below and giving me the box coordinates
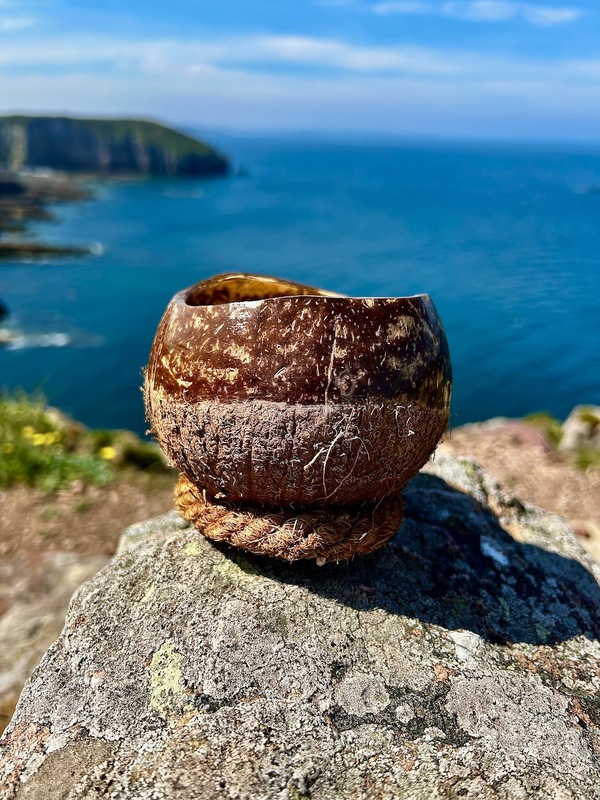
[1,0,600,140]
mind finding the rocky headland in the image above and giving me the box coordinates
[0,116,229,177]
[0,116,229,264]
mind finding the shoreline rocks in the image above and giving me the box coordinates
[0,171,93,261]
[1,454,599,798]
[0,241,92,259]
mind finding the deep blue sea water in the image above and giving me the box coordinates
[1,137,599,436]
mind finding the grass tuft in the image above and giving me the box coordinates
[576,407,600,428]
[575,447,600,470]
[524,411,563,448]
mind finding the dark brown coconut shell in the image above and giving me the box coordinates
[145,272,451,507]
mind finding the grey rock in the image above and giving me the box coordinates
[0,552,108,733]
[1,454,599,799]
[560,405,600,453]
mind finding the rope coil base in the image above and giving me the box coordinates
[175,473,403,564]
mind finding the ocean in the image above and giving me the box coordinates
[1,136,599,436]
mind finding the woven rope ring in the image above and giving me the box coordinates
[175,472,403,564]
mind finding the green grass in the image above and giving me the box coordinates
[576,407,600,428]
[525,409,600,470]
[524,411,564,447]
[0,392,170,491]
[575,447,600,470]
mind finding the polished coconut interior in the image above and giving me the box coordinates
[185,272,338,307]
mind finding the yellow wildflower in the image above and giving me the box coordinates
[23,428,61,446]
[1,442,14,454]
[99,446,117,460]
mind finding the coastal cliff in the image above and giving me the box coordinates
[0,116,229,176]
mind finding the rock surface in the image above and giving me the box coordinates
[1,454,600,799]
[0,552,109,734]
[560,406,600,454]
[438,417,600,563]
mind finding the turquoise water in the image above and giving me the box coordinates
[1,137,599,435]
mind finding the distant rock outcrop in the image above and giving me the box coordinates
[560,405,600,454]
[0,116,229,177]
[0,171,95,260]
[1,454,599,798]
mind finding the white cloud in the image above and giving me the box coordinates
[442,1,517,21]
[2,61,600,141]
[370,0,583,24]
[522,5,582,24]
[240,35,467,74]
[0,28,599,142]
[0,32,598,84]
[372,1,430,12]
[0,15,36,30]
[0,5,591,138]
[0,35,470,76]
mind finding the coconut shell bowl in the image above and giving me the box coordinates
[144,272,451,564]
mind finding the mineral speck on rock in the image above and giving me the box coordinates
[1,454,599,799]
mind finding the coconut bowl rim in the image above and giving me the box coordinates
[178,272,432,311]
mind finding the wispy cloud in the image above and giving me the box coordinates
[1,31,599,138]
[441,1,518,21]
[370,1,583,25]
[237,36,466,74]
[0,35,470,76]
[0,33,597,80]
[371,1,429,11]
[2,60,600,141]
[522,5,581,24]
[0,15,36,30]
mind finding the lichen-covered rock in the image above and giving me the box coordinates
[560,405,600,453]
[1,455,599,799]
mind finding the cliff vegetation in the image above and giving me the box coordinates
[0,393,172,491]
